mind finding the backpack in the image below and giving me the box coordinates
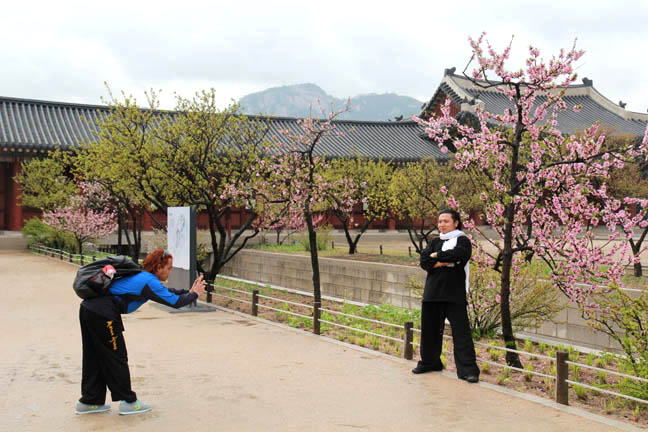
[73,255,142,299]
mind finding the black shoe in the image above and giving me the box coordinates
[411,365,443,374]
[460,375,479,383]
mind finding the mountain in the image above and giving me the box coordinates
[239,83,424,121]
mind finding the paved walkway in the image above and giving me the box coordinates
[0,252,638,431]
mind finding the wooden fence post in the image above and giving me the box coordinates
[252,290,259,316]
[556,351,569,405]
[404,321,413,360]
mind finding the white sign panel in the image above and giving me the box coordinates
[168,207,191,270]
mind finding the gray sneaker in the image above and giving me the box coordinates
[75,402,111,415]
[119,399,152,415]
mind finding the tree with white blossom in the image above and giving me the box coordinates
[415,34,648,366]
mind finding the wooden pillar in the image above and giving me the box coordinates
[8,161,23,231]
[0,162,7,230]
[388,216,396,230]
[141,209,152,231]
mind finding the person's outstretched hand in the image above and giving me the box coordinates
[190,274,206,297]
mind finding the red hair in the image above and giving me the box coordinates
[142,249,173,274]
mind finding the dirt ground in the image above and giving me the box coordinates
[0,252,640,431]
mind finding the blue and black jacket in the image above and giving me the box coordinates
[81,272,198,322]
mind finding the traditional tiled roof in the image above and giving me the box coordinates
[421,70,648,137]
[0,96,448,162]
[264,117,449,161]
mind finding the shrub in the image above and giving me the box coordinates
[523,364,534,382]
[543,377,554,396]
[604,399,616,415]
[406,260,563,339]
[296,223,333,252]
[489,347,503,362]
[585,352,596,367]
[570,364,580,379]
[469,261,563,338]
[523,339,534,353]
[597,371,607,385]
[497,368,511,385]
[582,286,648,400]
[573,385,588,401]
[22,217,76,252]
[481,362,491,374]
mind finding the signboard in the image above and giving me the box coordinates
[168,207,192,270]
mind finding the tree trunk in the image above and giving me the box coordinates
[634,262,643,278]
[305,210,321,304]
[631,242,643,277]
[342,221,356,254]
[348,242,357,254]
[117,211,123,248]
[499,244,522,368]
[500,87,523,368]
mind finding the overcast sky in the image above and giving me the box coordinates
[1,0,646,113]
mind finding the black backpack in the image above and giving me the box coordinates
[73,255,142,299]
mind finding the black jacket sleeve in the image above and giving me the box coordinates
[168,287,190,295]
[419,239,439,273]
[436,236,472,265]
[172,292,199,308]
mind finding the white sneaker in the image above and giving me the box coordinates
[119,399,152,415]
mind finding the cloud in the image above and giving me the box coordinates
[0,0,646,112]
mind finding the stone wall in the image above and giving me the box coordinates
[221,249,627,352]
[519,301,622,352]
[221,249,424,309]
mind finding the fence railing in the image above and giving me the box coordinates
[29,244,648,407]
[30,244,101,266]
[205,276,648,407]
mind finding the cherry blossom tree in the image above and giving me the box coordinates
[43,182,117,255]
[415,34,648,366]
[605,146,648,277]
[255,102,358,305]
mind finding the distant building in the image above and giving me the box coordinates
[420,68,648,136]
[0,96,445,231]
[2,71,646,231]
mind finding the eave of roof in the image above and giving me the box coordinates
[0,96,449,162]
[421,70,648,136]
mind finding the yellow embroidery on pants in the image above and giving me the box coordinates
[106,321,118,351]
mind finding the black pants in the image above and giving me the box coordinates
[417,302,480,378]
[79,306,137,404]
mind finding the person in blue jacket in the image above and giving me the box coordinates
[75,248,205,415]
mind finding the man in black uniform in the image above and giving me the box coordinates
[411,209,480,383]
